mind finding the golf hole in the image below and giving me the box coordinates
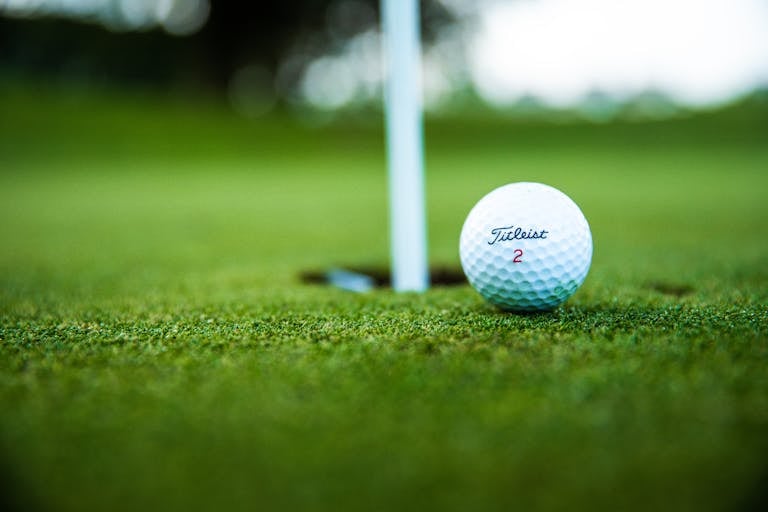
[300,266,466,292]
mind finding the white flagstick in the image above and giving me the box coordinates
[381,0,429,292]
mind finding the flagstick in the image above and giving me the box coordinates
[380,0,428,292]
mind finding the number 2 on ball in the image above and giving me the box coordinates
[513,249,523,263]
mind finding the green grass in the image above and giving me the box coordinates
[1,85,767,511]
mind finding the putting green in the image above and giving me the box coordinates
[1,87,767,511]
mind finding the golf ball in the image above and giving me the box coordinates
[459,182,592,312]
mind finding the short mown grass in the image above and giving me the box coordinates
[1,86,767,511]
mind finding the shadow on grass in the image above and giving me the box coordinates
[0,451,43,512]
[645,281,694,297]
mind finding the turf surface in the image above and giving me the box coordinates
[1,86,767,511]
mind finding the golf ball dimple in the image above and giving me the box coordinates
[459,182,592,312]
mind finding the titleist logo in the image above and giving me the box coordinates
[488,226,549,245]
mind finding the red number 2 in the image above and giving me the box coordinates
[513,249,523,263]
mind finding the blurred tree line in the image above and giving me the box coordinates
[0,0,452,95]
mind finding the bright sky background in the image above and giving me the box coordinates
[469,0,768,108]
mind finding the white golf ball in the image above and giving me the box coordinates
[459,182,592,312]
